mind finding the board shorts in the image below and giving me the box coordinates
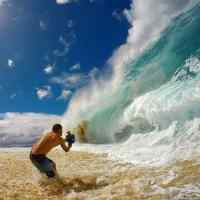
[30,152,56,178]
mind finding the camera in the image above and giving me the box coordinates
[65,131,75,145]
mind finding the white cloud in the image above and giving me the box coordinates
[69,63,80,71]
[44,64,54,75]
[0,112,61,147]
[67,20,74,28]
[57,89,72,101]
[59,36,68,46]
[39,20,47,31]
[53,36,70,57]
[56,0,78,5]
[8,59,15,69]
[123,8,132,24]
[50,73,86,89]
[112,10,123,22]
[10,93,17,99]
[53,48,69,57]
[36,86,52,100]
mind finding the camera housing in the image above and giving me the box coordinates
[65,131,75,145]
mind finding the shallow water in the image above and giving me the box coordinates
[0,149,200,200]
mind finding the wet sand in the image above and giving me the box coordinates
[0,149,200,200]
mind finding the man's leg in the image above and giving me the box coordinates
[30,153,46,173]
[47,158,56,170]
[44,157,57,178]
[45,158,66,185]
[46,171,55,178]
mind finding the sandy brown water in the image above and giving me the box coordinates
[0,149,200,200]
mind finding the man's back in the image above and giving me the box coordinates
[31,132,63,155]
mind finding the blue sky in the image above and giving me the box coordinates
[0,0,131,115]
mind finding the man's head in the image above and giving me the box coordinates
[52,124,62,136]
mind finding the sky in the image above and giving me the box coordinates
[0,0,131,115]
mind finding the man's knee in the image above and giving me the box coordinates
[48,158,56,169]
[46,171,55,178]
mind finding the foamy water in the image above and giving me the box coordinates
[1,149,200,200]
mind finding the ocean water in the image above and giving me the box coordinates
[62,1,200,166]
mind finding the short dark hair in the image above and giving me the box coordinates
[52,124,62,133]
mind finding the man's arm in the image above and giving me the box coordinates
[60,138,72,152]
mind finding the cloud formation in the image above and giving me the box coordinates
[8,59,15,69]
[39,20,47,31]
[36,86,52,100]
[50,72,87,89]
[10,93,17,99]
[53,36,70,57]
[67,20,74,28]
[56,0,78,5]
[69,63,80,71]
[0,112,61,147]
[112,10,124,22]
[57,89,72,101]
[44,64,54,75]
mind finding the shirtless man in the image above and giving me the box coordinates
[30,124,72,178]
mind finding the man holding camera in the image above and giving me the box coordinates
[30,124,74,178]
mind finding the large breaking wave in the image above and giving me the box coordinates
[62,0,200,166]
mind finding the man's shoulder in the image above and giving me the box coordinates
[43,132,56,140]
[51,132,63,140]
[45,131,53,137]
[56,135,65,144]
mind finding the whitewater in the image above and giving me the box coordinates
[61,0,200,166]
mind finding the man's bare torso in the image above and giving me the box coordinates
[31,132,63,155]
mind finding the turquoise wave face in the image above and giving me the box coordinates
[84,3,200,143]
[125,3,200,94]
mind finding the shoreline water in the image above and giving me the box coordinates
[0,148,200,200]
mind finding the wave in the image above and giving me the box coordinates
[62,1,200,165]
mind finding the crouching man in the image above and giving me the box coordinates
[30,124,72,178]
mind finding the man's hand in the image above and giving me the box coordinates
[60,138,72,152]
[61,143,71,152]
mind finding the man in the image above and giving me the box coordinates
[30,124,72,178]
